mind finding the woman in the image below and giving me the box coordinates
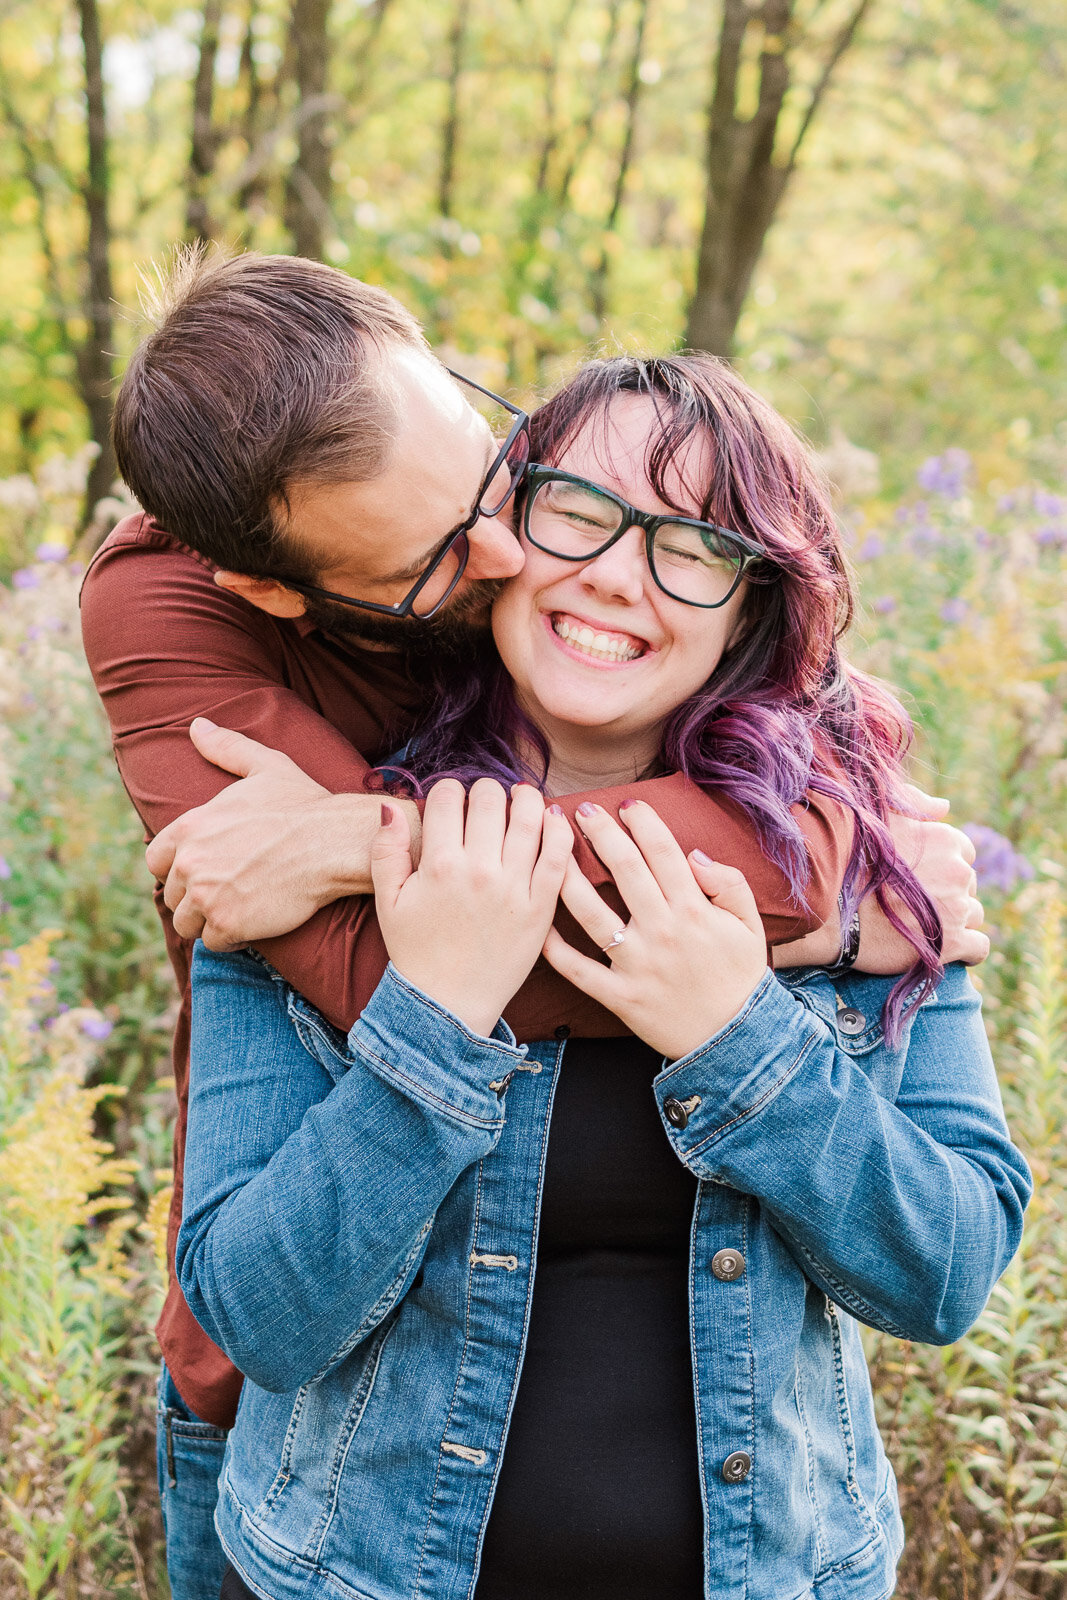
[177,356,1030,1600]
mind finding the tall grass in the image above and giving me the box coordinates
[1,447,1066,1595]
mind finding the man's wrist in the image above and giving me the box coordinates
[316,792,421,899]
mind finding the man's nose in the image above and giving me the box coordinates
[465,510,525,580]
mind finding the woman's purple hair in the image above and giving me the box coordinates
[392,354,941,1039]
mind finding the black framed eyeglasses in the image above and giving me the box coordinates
[286,370,530,621]
[522,465,769,609]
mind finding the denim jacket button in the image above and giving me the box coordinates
[554,1025,571,1040]
[663,1096,689,1130]
[836,1006,866,1036]
[711,1249,745,1282]
[722,1450,751,1483]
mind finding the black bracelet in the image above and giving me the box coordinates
[824,893,862,977]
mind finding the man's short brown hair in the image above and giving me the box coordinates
[112,249,428,582]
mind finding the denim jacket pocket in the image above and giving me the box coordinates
[284,987,355,1084]
[778,970,889,1058]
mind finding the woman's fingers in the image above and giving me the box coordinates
[686,853,764,938]
[370,802,415,908]
[573,804,667,919]
[541,926,617,1006]
[502,783,548,877]
[530,805,575,905]
[557,857,629,951]
[617,800,710,904]
[420,778,468,863]
[464,777,508,864]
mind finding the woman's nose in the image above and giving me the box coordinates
[579,525,647,603]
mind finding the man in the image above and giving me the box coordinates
[82,248,982,1597]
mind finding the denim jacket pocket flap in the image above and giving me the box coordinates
[779,970,888,1057]
[284,989,356,1083]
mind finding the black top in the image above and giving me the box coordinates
[220,1035,703,1600]
[474,1035,704,1600]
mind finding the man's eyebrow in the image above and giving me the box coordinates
[377,435,497,585]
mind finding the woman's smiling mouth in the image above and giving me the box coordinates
[548,611,649,665]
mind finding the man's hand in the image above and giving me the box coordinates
[145,719,419,948]
[773,783,988,973]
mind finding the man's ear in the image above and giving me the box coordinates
[214,569,308,618]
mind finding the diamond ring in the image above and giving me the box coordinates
[600,929,627,953]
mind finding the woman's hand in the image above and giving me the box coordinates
[371,778,574,1038]
[542,800,768,1060]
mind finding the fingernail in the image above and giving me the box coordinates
[380,803,395,826]
[576,802,598,818]
[691,849,713,866]
[548,804,564,816]
[193,716,217,730]
[619,797,638,810]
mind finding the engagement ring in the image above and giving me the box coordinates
[601,929,627,952]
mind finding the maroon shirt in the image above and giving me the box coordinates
[81,513,849,1426]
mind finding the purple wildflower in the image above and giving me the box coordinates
[917,449,972,497]
[911,525,941,552]
[34,541,68,562]
[80,1014,113,1041]
[856,535,885,561]
[1035,525,1066,548]
[873,595,897,615]
[996,493,1018,515]
[2,949,21,968]
[963,825,1034,894]
[972,527,993,548]
[940,599,968,624]
[0,856,10,880]
[1034,491,1064,518]
[12,569,39,590]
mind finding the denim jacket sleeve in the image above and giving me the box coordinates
[652,964,1031,1344]
[176,945,527,1393]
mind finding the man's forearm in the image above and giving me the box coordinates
[309,794,421,896]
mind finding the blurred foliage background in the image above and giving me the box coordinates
[1,0,1067,1594]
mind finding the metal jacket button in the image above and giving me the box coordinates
[722,1450,751,1483]
[663,1096,689,1130]
[836,1006,865,1036]
[554,1024,571,1040]
[711,1248,745,1282]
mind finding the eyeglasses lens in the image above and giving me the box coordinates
[410,533,468,618]
[527,477,744,607]
[480,428,530,518]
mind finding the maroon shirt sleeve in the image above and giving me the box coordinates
[81,517,850,1040]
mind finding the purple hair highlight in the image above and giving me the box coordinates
[388,355,943,1042]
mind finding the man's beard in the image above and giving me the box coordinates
[299,577,504,662]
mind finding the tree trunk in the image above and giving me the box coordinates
[185,0,224,241]
[438,0,470,220]
[285,0,332,259]
[590,0,650,321]
[685,0,874,356]
[75,0,116,522]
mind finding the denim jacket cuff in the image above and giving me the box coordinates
[348,962,528,1129]
[652,970,823,1155]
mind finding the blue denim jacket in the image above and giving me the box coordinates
[178,953,1030,1600]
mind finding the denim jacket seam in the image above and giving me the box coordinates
[656,969,782,1083]
[791,1236,913,1341]
[377,962,521,1053]
[354,1041,506,1132]
[676,1029,820,1155]
[414,1162,487,1599]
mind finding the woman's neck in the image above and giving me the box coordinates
[529,721,664,799]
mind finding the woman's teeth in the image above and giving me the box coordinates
[552,616,643,662]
